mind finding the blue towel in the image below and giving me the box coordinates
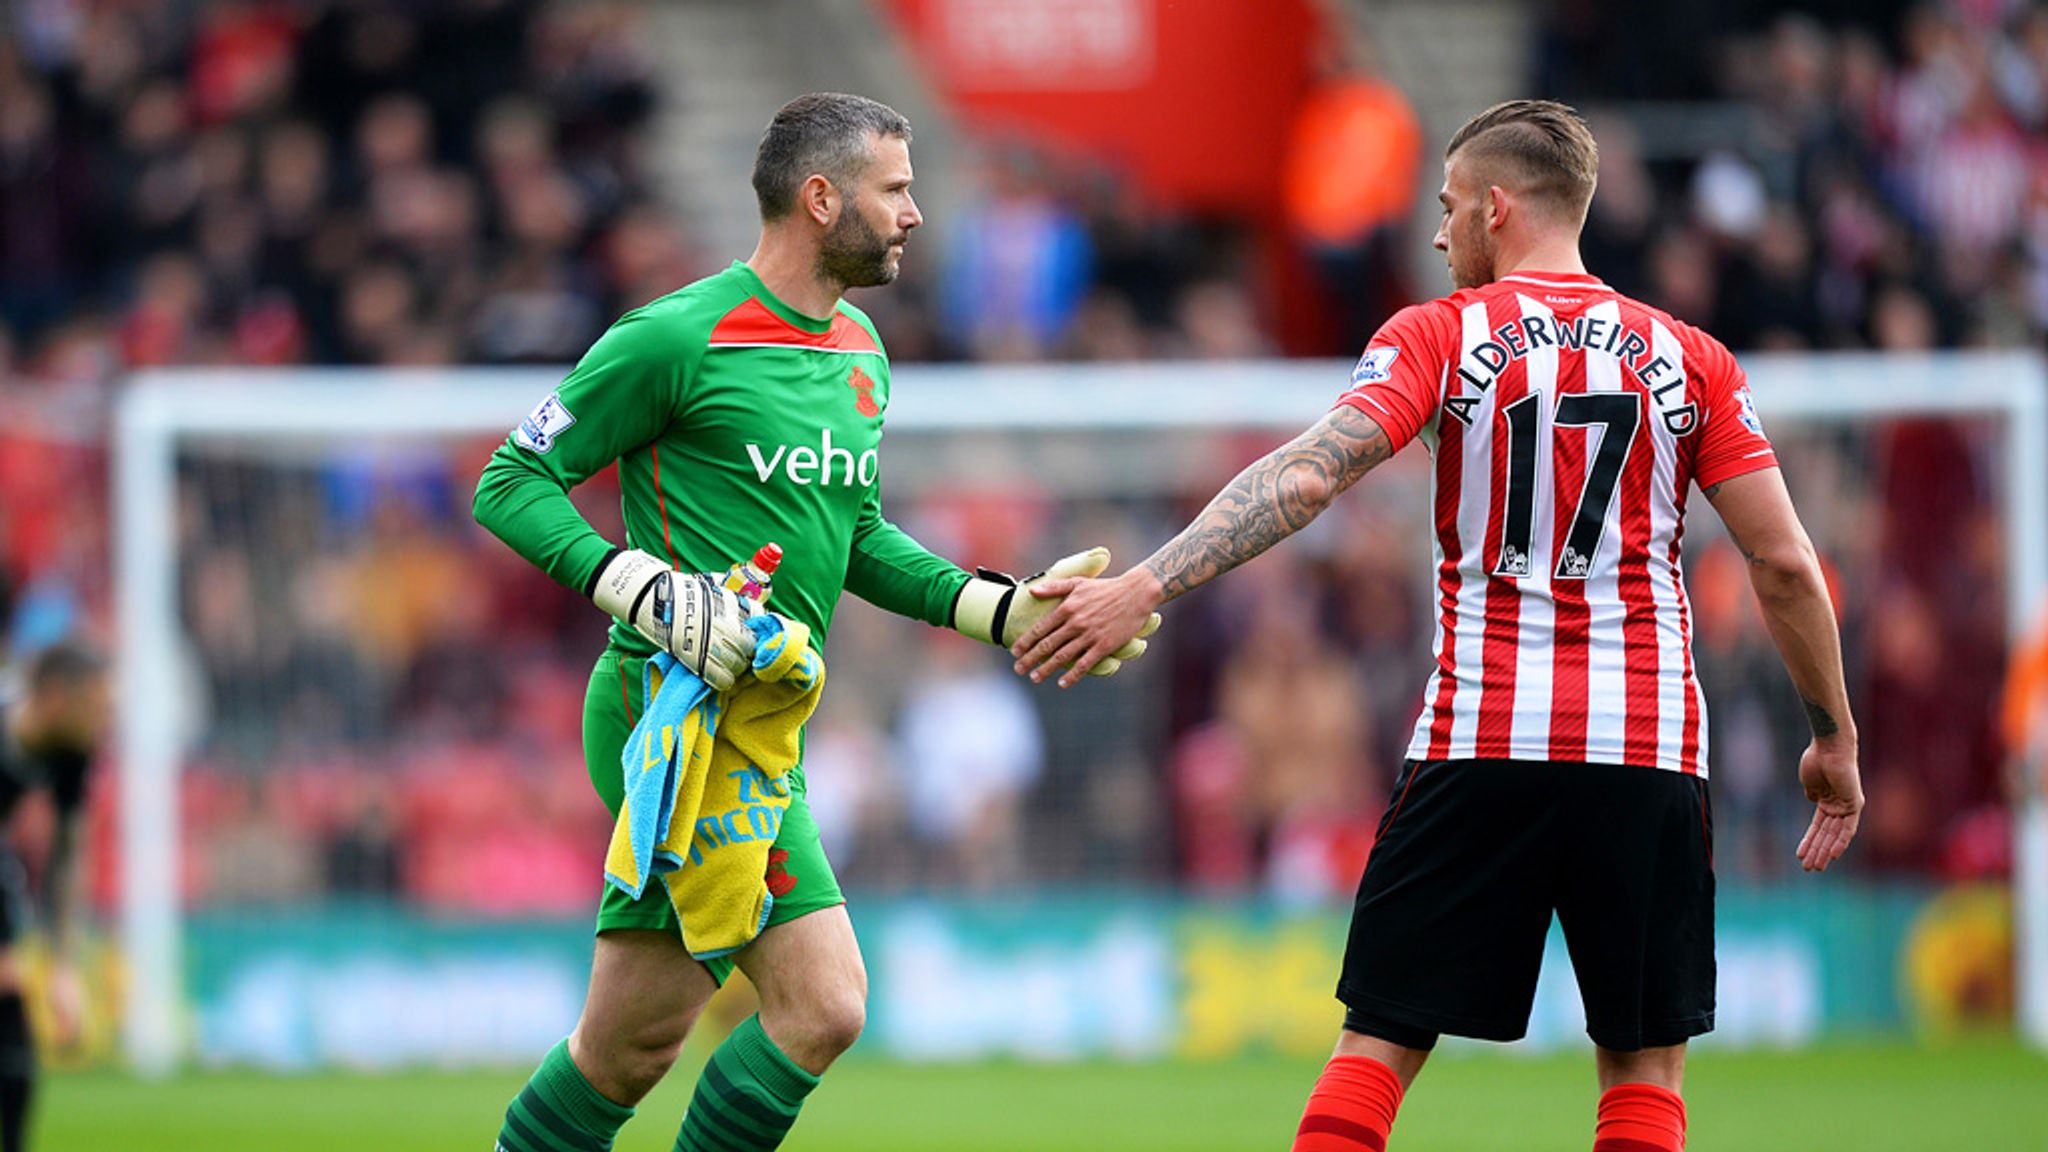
[603,649,721,902]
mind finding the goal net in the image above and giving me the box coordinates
[112,354,2048,1073]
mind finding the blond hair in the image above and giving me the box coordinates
[1446,100,1599,225]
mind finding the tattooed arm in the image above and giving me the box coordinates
[1704,466,1864,871]
[1011,406,1393,687]
[1145,405,1392,598]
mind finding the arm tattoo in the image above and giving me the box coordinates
[1142,406,1392,601]
[1801,695,1840,739]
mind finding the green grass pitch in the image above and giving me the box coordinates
[37,1038,2047,1150]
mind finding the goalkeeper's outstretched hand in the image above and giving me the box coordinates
[952,547,1159,679]
[1012,563,1168,689]
[591,549,758,692]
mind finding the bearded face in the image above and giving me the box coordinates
[1447,196,1496,290]
[820,202,902,289]
[1434,154,1501,290]
[816,133,917,291]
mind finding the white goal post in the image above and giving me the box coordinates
[115,352,2048,1074]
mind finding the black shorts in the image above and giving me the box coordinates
[1337,758,1715,1052]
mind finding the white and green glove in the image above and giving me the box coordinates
[591,549,757,692]
[951,547,1160,677]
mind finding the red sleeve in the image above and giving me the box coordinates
[1691,336,1779,490]
[1333,303,1450,454]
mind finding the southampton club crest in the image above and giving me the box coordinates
[848,365,881,417]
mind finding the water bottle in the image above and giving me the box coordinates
[722,543,783,603]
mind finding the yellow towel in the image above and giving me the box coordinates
[604,615,824,959]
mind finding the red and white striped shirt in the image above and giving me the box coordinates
[1335,271,1777,776]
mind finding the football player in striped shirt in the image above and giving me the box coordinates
[1015,100,1863,1152]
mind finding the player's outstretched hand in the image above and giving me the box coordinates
[1795,738,1863,872]
[956,548,1157,679]
[1013,566,1165,689]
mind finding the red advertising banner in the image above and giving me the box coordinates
[882,0,1324,213]
[926,0,1154,91]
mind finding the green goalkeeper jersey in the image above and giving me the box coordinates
[473,260,970,651]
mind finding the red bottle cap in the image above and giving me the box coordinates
[752,543,784,573]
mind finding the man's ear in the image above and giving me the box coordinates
[801,174,838,227]
[1485,185,1512,233]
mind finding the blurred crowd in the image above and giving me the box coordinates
[0,0,669,376]
[1548,4,2048,353]
[0,1,2032,918]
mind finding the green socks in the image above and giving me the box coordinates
[495,1019,820,1152]
[498,1039,636,1152]
[674,1015,821,1151]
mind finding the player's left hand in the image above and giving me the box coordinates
[1013,566,1165,689]
[45,961,86,1052]
[1795,737,1863,872]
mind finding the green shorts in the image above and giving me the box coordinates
[584,648,845,982]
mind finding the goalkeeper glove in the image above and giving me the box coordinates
[590,549,757,692]
[951,547,1160,677]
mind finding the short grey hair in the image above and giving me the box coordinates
[752,93,912,221]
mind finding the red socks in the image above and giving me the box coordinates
[1293,1060,1683,1151]
[1593,1082,1687,1152]
[1293,1055,1405,1151]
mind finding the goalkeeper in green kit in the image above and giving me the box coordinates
[473,93,1154,1152]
